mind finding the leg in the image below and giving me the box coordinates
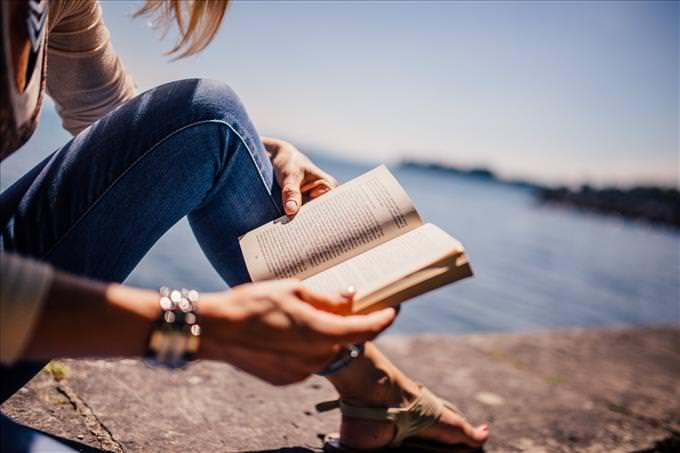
[2,78,281,284]
[326,342,490,449]
[0,78,282,401]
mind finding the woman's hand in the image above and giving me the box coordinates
[20,273,391,387]
[262,137,338,216]
[198,280,396,385]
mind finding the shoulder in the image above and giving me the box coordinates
[48,0,100,32]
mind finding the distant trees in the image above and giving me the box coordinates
[538,185,680,228]
[400,159,680,228]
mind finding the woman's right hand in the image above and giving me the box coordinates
[198,280,396,385]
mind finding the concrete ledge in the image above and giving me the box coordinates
[2,326,679,452]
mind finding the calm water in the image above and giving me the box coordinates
[2,109,679,334]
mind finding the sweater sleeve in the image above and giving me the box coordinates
[46,0,136,135]
[0,253,54,365]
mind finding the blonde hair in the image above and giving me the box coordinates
[136,0,230,59]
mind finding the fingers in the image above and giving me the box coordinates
[301,178,333,194]
[307,306,397,344]
[300,165,338,200]
[309,185,331,199]
[296,286,353,315]
[277,153,338,212]
[291,283,394,343]
[269,139,338,211]
[282,169,304,215]
[301,179,334,202]
[312,166,338,189]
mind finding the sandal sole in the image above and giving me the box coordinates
[323,433,484,453]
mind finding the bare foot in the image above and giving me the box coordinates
[326,343,490,450]
[338,386,489,450]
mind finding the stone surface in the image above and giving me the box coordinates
[2,326,679,452]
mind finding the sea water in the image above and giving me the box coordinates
[2,109,678,334]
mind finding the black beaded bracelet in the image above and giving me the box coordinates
[316,343,365,376]
[144,287,201,369]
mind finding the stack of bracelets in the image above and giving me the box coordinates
[144,287,201,369]
[144,286,364,374]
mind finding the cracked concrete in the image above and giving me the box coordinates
[55,381,125,453]
[2,326,679,452]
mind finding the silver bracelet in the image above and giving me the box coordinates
[144,287,201,369]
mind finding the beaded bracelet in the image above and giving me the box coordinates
[316,343,365,376]
[144,287,201,369]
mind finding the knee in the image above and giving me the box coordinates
[131,78,261,170]
[185,78,249,126]
[135,78,252,137]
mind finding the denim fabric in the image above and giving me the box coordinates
[0,79,284,448]
[0,414,102,453]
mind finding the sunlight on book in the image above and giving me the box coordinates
[239,165,472,314]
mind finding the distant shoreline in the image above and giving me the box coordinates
[399,160,680,228]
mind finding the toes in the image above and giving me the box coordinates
[434,409,490,447]
[463,423,490,446]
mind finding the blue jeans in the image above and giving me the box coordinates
[0,79,284,450]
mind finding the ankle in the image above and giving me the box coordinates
[332,362,397,406]
[326,344,419,408]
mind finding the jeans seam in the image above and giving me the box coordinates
[41,119,280,260]
[213,121,281,215]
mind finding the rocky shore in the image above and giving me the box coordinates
[537,186,680,228]
[2,326,679,452]
[399,161,680,228]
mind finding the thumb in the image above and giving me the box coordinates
[282,170,303,215]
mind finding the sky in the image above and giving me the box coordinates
[93,0,678,188]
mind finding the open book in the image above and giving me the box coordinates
[239,165,472,314]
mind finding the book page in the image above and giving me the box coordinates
[239,165,422,281]
[351,254,472,314]
[302,223,469,306]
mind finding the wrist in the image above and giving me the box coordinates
[101,284,161,358]
[106,284,160,322]
[193,291,239,361]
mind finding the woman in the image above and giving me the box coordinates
[0,0,490,451]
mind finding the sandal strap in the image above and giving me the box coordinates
[316,386,450,448]
[316,399,401,421]
[388,387,444,447]
[339,401,402,423]
[315,400,341,412]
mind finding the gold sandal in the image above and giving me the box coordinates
[316,385,484,452]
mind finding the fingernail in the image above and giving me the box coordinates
[480,424,489,431]
[340,288,355,300]
[285,200,297,212]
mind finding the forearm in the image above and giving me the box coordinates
[21,271,159,361]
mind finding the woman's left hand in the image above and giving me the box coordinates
[262,137,338,216]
